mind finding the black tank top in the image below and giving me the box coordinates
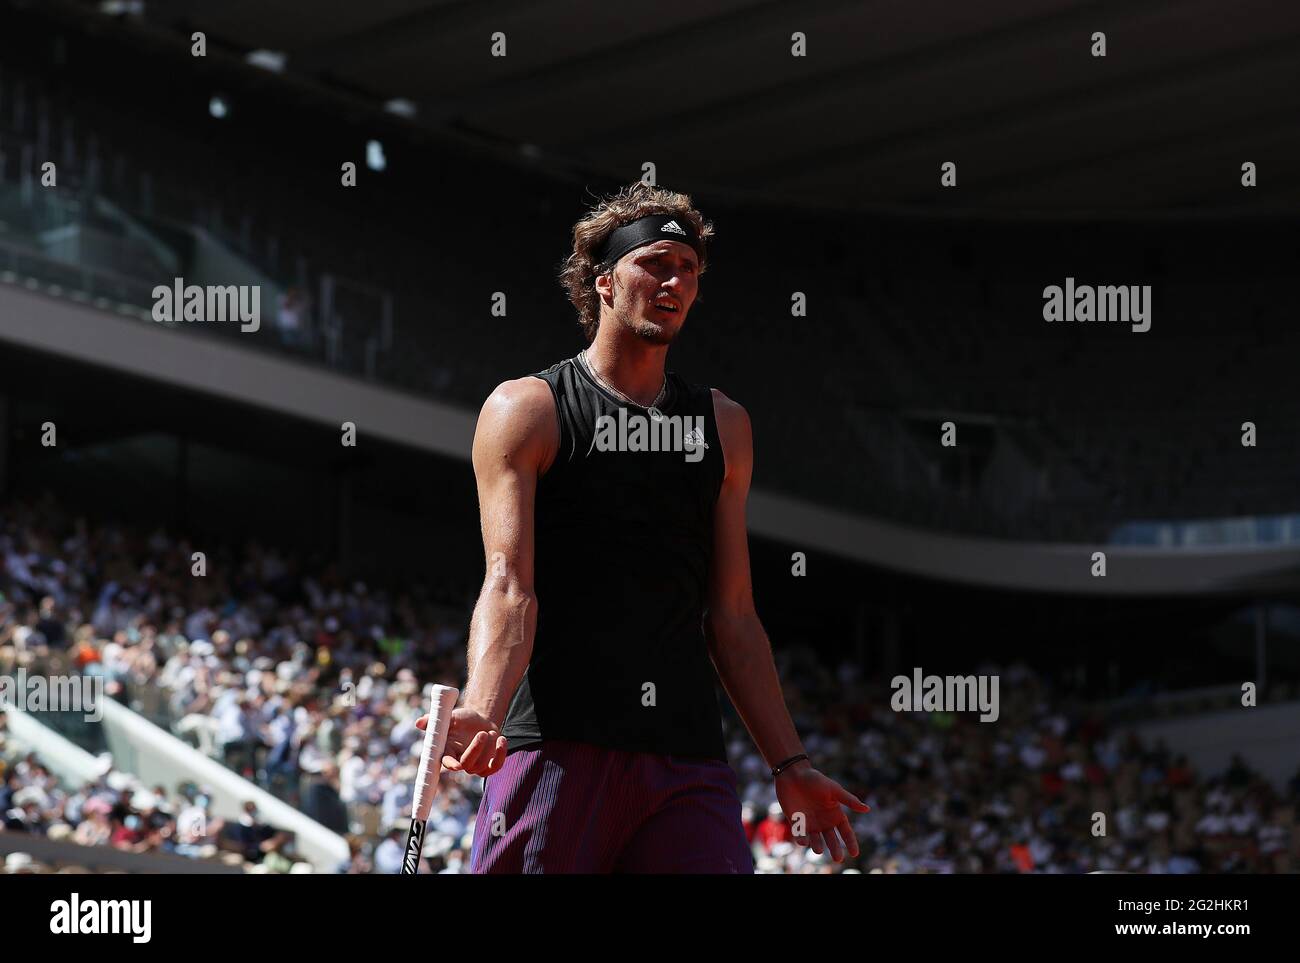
[500,353,729,762]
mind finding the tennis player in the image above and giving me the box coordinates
[417,182,869,872]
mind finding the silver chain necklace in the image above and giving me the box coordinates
[580,349,667,409]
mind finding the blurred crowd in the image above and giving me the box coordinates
[0,493,476,873]
[753,653,1300,873]
[2,493,1298,874]
[0,728,308,874]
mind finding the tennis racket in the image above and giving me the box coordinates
[401,683,459,875]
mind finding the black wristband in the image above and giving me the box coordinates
[771,753,809,778]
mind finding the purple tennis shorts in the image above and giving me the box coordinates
[469,740,754,874]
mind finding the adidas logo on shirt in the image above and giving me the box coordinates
[590,407,709,463]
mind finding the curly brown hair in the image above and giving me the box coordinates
[557,182,714,344]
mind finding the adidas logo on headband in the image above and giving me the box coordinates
[595,213,700,267]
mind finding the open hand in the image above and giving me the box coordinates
[774,762,870,862]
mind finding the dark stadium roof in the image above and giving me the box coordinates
[56,0,1300,215]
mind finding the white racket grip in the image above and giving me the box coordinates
[411,684,459,823]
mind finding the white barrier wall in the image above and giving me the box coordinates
[6,701,349,872]
[1127,699,1300,790]
[0,831,243,874]
[5,704,106,786]
[95,697,350,871]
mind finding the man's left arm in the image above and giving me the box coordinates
[704,389,870,863]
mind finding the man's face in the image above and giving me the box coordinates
[597,240,699,345]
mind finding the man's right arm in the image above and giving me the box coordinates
[436,376,557,777]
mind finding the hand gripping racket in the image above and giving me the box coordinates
[400,684,459,875]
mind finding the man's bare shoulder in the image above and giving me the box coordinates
[483,375,555,417]
[709,387,748,425]
[709,387,753,480]
[475,376,559,469]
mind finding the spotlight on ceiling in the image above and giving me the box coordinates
[383,99,418,119]
[245,49,287,73]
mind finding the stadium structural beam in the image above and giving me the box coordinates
[0,393,8,499]
[1254,603,1268,694]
